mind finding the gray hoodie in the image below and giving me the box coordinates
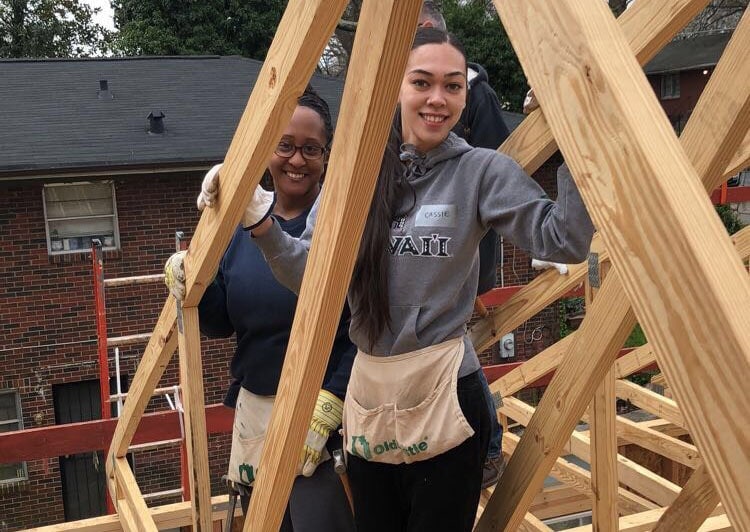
[254,133,594,376]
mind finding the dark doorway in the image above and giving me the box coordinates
[53,376,127,521]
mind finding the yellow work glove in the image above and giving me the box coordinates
[164,250,187,301]
[301,389,343,477]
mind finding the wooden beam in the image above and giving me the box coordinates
[586,261,618,531]
[613,415,700,469]
[477,271,638,531]
[725,130,750,178]
[113,457,158,532]
[494,1,750,528]
[501,397,681,507]
[24,495,239,532]
[177,306,211,530]
[244,2,422,529]
[491,333,575,397]
[496,0,710,176]
[503,431,655,515]
[614,345,656,380]
[680,8,750,192]
[0,404,232,463]
[733,225,750,261]
[615,379,685,428]
[653,464,721,532]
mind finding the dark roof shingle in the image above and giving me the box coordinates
[0,56,345,176]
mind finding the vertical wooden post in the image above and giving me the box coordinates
[177,305,211,530]
[587,257,618,530]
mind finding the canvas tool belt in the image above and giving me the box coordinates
[227,387,330,486]
[343,336,474,465]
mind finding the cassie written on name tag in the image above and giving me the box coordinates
[414,204,456,228]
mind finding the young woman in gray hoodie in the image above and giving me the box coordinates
[232,27,593,532]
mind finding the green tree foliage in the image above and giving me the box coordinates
[716,204,746,235]
[112,0,285,60]
[441,0,526,112]
[0,0,109,57]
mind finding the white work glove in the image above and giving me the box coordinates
[531,259,568,275]
[301,389,343,477]
[196,163,275,230]
[164,251,186,301]
[523,88,539,115]
[197,164,222,211]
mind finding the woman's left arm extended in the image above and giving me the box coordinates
[479,154,594,264]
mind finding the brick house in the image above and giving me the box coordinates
[644,30,749,223]
[0,54,566,528]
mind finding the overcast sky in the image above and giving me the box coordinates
[84,0,116,30]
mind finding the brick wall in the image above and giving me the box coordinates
[0,172,233,530]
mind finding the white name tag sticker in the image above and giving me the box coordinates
[415,205,456,227]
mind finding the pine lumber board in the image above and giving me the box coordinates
[496,0,710,176]
[590,370,618,529]
[680,8,750,192]
[23,495,238,531]
[243,2,422,529]
[577,405,700,468]
[615,379,685,428]
[495,220,750,397]
[177,306,211,530]
[490,333,576,397]
[653,463,721,532]
[725,130,750,178]
[107,333,151,347]
[477,271,639,531]
[613,415,700,468]
[613,345,656,380]
[113,457,158,532]
[501,397,681,507]
[492,1,750,528]
[502,431,655,515]
[104,274,164,287]
[180,0,350,308]
[586,264,618,530]
[733,225,750,260]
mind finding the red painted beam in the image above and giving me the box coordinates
[711,185,750,204]
[0,404,233,463]
[478,283,585,309]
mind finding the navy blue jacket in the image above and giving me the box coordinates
[198,207,355,408]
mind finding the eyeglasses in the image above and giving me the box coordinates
[274,141,327,161]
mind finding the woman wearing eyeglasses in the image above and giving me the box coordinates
[164,87,355,531]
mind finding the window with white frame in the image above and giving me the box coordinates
[43,181,120,254]
[660,73,680,100]
[0,390,28,483]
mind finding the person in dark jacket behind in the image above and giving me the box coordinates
[164,87,355,532]
[419,0,510,488]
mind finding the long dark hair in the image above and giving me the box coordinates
[349,27,467,352]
